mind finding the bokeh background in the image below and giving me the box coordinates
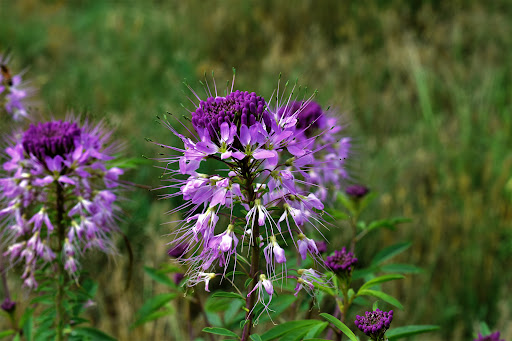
[1,0,511,340]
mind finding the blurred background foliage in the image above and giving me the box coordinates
[1,0,511,340]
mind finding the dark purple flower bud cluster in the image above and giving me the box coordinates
[354,309,393,340]
[22,121,81,161]
[278,100,324,135]
[345,184,370,199]
[0,119,124,288]
[0,54,34,120]
[325,247,358,274]
[1,298,15,313]
[277,100,350,201]
[474,332,505,341]
[191,90,270,141]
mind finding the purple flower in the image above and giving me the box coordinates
[247,274,274,322]
[294,268,323,296]
[157,76,350,315]
[325,247,358,275]
[0,119,124,288]
[1,54,35,120]
[168,242,189,258]
[277,100,351,201]
[1,298,15,313]
[315,240,327,254]
[278,100,325,135]
[474,332,505,341]
[354,309,393,340]
[345,184,370,199]
[173,273,185,285]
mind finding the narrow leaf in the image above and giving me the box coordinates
[72,327,117,341]
[386,325,440,340]
[261,320,321,341]
[202,327,239,338]
[371,242,411,265]
[358,274,405,292]
[133,293,177,326]
[0,330,15,338]
[380,263,423,274]
[250,334,263,341]
[319,313,358,341]
[357,289,404,310]
[212,291,245,301]
[144,266,176,288]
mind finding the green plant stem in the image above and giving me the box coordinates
[55,182,66,341]
[241,159,259,341]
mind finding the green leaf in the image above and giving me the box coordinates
[21,308,33,341]
[479,321,491,336]
[72,327,117,341]
[0,330,16,338]
[144,266,176,288]
[357,289,404,310]
[133,293,177,326]
[304,322,328,338]
[237,254,251,266]
[380,263,423,274]
[358,274,405,292]
[250,335,263,341]
[367,217,411,231]
[202,327,239,338]
[386,325,440,340]
[370,242,411,265]
[319,313,358,341]
[212,291,245,301]
[261,320,322,341]
[324,208,350,221]
[132,308,174,327]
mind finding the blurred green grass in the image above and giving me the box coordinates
[1,0,511,339]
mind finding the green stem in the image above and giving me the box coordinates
[241,159,260,341]
[55,182,66,341]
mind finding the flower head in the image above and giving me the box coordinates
[354,309,393,341]
[474,332,505,341]
[0,118,124,287]
[1,298,15,313]
[158,76,351,310]
[326,247,358,275]
[345,184,370,199]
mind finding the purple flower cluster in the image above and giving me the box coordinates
[0,119,124,288]
[0,55,33,121]
[474,332,505,341]
[277,100,350,200]
[158,79,351,309]
[325,247,358,275]
[354,309,393,341]
[345,184,370,199]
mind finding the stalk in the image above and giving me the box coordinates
[241,159,260,341]
[55,182,66,341]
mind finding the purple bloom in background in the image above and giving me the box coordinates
[168,242,189,258]
[315,240,327,254]
[474,332,505,341]
[354,309,393,341]
[173,273,185,285]
[345,184,370,199]
[0,119,124,288]
[278,100,324,135]
[1,298,15,313]
[277,100,351,201]
[326,247,358,275]
[0,54,34,120]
